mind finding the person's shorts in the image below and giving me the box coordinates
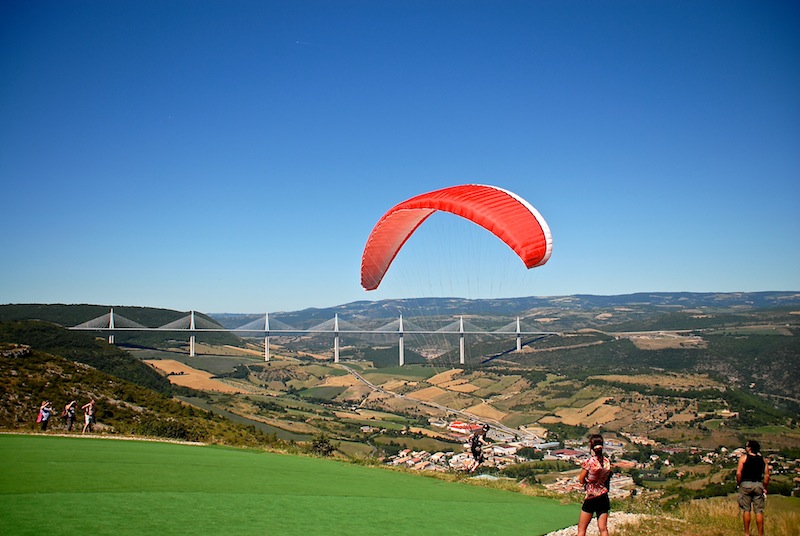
[471,448,484,463]
[581,493,610,516]
[738,482,765,513]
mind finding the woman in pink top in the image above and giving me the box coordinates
[577,434,612,536]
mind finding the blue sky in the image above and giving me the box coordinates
[1,0,798,314]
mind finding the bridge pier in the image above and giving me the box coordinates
[264,314,270,362]
[109,308,115,344]
[459,316,465,365]
[334,314,340,364]
[189,311,196,357]
[398,315,404,367]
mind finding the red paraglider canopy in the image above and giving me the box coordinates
[361,184,552,291]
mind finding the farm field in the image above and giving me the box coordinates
[128,344,794,454]
[588,372,725,391]
[0,434,578,536]
[143,359,246,393]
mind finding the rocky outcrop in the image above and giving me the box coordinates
[0,344,32,358]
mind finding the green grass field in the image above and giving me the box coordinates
[0,434,578,536]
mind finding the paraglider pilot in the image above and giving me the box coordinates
[467,424,491,473]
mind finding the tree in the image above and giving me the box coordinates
[309,434,337,457]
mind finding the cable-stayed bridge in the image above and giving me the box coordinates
[71,308,559,366]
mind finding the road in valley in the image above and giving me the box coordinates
[337,364,537,441]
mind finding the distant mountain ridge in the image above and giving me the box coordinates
[212,291,800,330]
[2,291,798,332]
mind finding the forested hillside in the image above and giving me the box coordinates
[0,341,285,448]
[0,320,173,394]
[508,331,800,400]
[0,304,241,347]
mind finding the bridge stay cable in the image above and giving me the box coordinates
[69,308,560,364]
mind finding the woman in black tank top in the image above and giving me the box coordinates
[736,440,770,536]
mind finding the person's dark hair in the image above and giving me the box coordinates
[589,433,604,458]
[746,440,761,454]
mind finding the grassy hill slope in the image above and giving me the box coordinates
[0,434,578,536]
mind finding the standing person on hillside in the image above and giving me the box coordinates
[81,399,96,434]
[63,400,77,432]
[467,424,490,473]
[577,434,612,536]
[37,400,53,431]
[736,439,770,536]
